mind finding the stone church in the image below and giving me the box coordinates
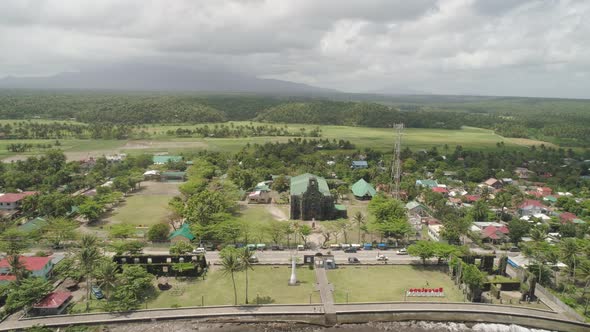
[289,173,337,220]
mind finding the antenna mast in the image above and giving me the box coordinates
[390,123,404,199]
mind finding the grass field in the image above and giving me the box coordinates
[234,205,290,244]
[0,121,556,161]
[148,266,320,307]
[327,265,464,303]
[104,194,174,227]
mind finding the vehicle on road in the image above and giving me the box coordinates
[376,254,388,261]
[329,244,341,250]
[351,244,361,250]
[509,246,521,252]
[348,257,360,264]
[271,244,284,251]
[344,247,357,253]
[396,248,408,255]
[193,247,206,254]
[249,255,259,263]
[91,285,104,299]
[256,243,266,251]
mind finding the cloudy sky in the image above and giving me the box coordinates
[1,0,589,98]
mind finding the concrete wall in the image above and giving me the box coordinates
[535,283,585,322]
[336,310,589,332]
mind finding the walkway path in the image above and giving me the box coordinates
[314,266,337,324]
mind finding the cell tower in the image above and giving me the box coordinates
[390,123,404,199]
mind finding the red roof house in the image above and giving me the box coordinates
[537,187,553,196]
[481,225,509,242]
[432,187,449,194]
[32,291,73,315]
[464,195,480,202]
[0,191,38,210]
[560,212,577,223]
[0,256,53,284]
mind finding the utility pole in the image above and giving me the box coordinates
[390,123,404,199]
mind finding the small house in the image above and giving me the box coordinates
[247,190,271,204]
[432,186,449,195]
[31,292,72,316]
[484,178,502,190]
[0,256,54,284]
[416,179,439,188]
[406,201,428,216]
[351,179,376,200]
[153,155,183,165]
[480,225,509,243]
[351,160,368,169]
[168,223,195,243]
[518,199,547,217]
[160,171,186,182]
[0,191,38,210]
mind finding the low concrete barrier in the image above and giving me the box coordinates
[535,284,586,322]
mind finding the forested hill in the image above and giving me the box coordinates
[1,92,590,146]
[254,101,465,129]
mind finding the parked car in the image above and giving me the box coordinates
[351,243,361,249]
[271,244,284,251]
[248,255,259,263]
[509,246,521,252]
[376,254,389,261]
[247,244,256,251]
[329,244,342,250]
[91,285,104,300]
[396,248,408,255]
[363,243,373,250]
[344,247,357,253]
[192,247,206,254]
[256,243,266,251]
[297,244,305,251]
[348,257,360,264]
[377,243,387,250]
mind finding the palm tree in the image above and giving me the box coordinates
[94,260,119,298]
[560,238,579,280]
[77,234,101,312]
[530,227,547,243]
[220,250,243,305]
[576,260,590,315]
[7,255,28,284]
[238,248,253,304]
[353,211,365,243]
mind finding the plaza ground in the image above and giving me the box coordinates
[147,266,321,308]
[85,181,180,237]
[327,265,465,303]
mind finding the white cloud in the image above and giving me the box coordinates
[0,0,589,97]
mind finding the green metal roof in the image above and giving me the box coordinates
[18,217,47,233]
[351,179,376,197]
[161,171,186,178]
[153,155,183,164]
[168,223,195,241]
[573,218,586,224]
[334,204,347,211]
[290,173,331,196]
[416,179,439,188]
[544,195,557,203]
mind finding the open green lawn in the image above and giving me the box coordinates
[107,194,174,227]
[327,265,465,303]
[148,266,320,307]
[234,205,288,244]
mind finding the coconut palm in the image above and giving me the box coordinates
[576,260,590,315]
[238,248,254,304]
[353,211,366,243]
[7,255,28,284]
[530,227,547,243]
[560,238,579,280]
[94,260,119,298]
[77,234,101,312]
[220,249,243,305]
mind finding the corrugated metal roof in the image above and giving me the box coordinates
[168,223,195,241]
[290,173,331,196]
[351,179,376,197]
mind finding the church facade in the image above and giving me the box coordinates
[290,173,336,220]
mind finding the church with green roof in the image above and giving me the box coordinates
[290,173,344,220]
[351,179,377,200]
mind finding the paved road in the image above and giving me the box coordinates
[141,248,420,265]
